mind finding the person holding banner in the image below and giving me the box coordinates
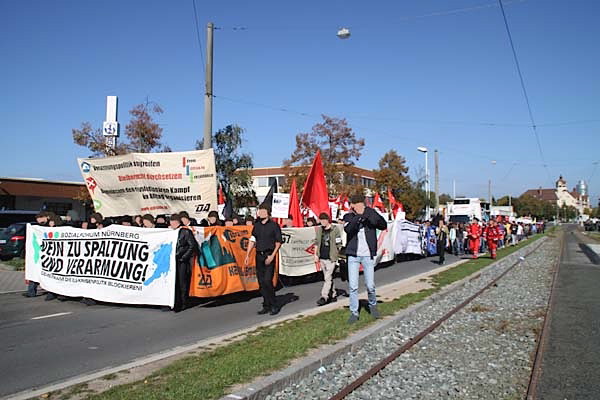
[315,212,341,306]
[169,213,197,312]
[244,205,282,316]
[343,194,387,324]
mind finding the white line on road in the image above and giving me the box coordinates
[31,312,72,320]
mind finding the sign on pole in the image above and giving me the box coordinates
[272,193,291,219]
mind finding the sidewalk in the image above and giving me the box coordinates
[0,264,26,294]
[535,227,600,399]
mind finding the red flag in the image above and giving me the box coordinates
[218,185,226,205]
[289,178,304,227]
[387,188,399,216]
[373,193,386,212]
[301,151,330,217]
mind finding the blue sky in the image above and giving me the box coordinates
[1,0,599,204]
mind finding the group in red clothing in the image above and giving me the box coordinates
[467,218,502,259]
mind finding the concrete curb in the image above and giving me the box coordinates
[580,243,600,265]
[221,237,549,400]
[1,259,464,400]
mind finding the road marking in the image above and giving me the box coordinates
[31,312,72,320]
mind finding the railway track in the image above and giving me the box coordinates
[328,233,561,400]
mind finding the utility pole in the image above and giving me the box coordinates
[434,149,439,212]
[453,179,456,199]
[203,22,214,149]
[488,179,492,206]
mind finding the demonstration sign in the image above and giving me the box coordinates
[271,193,290,219]
[279,227,320,276]
[189,226,278,297]
[78,149,218,219]
[25,224,177,307]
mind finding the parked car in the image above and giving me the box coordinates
[0,223,27,260]
[0,210,37,228]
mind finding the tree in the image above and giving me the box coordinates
[438,193,453,205]
[72,100,169,157]
[374,150,411,201]
[72,121,129,157]
[196,124,257,209]
[283,115,365,195]
[125,101,170,153]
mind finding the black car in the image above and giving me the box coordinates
[0,223,27,260]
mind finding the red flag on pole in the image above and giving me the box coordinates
[218,185,226,205]
[289,178,304,227]
[373,193,386,212]
[301,151,330,217]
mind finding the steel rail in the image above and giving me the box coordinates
[329,237,549,400]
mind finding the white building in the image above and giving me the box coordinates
[249,165,377,203]
[523,176,591,215]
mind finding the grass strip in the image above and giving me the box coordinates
[2,257,25,271]
[86,233,546,400]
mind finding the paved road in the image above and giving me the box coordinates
[536,225,600,399]
[0,252,462,398]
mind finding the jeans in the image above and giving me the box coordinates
[27,281,39,297]
[348,255,376,316]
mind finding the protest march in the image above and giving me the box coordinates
[24,148,545,319]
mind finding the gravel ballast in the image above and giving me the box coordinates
[266,237,559,400]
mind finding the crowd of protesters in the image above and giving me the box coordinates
[22,202,546,323]
[418,217,546,263]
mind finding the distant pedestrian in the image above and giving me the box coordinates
[436,220,448,265]
[343,194,387,324]
[244,205,283,316]
[484,220,501,259]
[315,212,341,306]
[467,218,482,259]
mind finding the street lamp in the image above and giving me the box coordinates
[417,147,430,220]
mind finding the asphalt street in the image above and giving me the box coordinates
[536,226,600,399]
[0,252,461,398]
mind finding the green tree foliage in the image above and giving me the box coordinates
[196,124,257,209]
[283,115,365,195]
[438,193,453,205]
[374,150,410,196]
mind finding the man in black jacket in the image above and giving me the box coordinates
[343,194,388,324]
[170,213,198,312]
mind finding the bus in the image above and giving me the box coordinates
[447,198,482,224]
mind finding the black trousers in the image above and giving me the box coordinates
[437,240,445,264]
[256,253,277,309]
[173,260,191,311]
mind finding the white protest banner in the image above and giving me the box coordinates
[279,227,319,276]
[78,149,217,219]
[271,193,290,219]
[393,220,423,255]
[375,222,395,264]
[25,224,177,307]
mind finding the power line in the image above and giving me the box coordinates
[214,93,597,130]
[215,0,527,31]
[192,0,205,75]
[497,0,552,184]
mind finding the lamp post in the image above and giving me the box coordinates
[417,147,429,220]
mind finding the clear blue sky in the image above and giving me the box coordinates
[1,0,599,204]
